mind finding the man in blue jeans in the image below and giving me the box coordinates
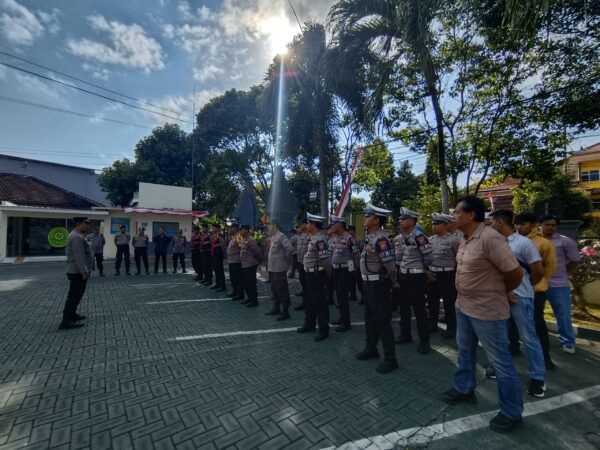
[540,215,580,354]
[490,210,547,397]
[442,196,524,433]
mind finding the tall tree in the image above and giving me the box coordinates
[328,0,451,212]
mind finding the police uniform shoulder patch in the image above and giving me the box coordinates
[375,237,394,262]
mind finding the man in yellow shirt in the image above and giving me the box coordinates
[515,213,557,369]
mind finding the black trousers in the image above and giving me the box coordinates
[201,252,212,282]
[94,253,104,275]
[350,267,363,299]
[191,249,201,275]
[242,265,258,303]
[115,245,130,273]
[298,264,306,305]
[229,262,243,296]
[63,273,88,320]
[134,247,149,273]
[154,251,167,273]
[327,273,335,305]
[333,268,351,325]
[173,252,185,271]
[213,255,225,288]
[304,270,329,334]
[398,272,431,343]
[509,291,552,360]
[289,257,298,276]
[427,271,457,332]
[269,271,290,314]
[364,279,395,359]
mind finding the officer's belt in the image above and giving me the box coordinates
[429,266,455,272]
[399,267,424,274]
[305,267,324,272]
[332,263,349,269]
[362,274,380,281]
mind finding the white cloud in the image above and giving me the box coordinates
[161,23,215,53]
[0,0,60,46]
[66,15,165,73]
[193,64,225,82]
[142,89,221,127]
[82,63,111,81]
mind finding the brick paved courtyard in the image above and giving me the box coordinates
[1,262,600,450]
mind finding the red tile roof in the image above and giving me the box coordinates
[0,173,100,209]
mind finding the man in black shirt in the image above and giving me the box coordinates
[153,227,171,274]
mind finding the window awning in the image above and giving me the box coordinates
[123,207,209,218]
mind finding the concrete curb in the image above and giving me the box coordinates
[547,320,600,341]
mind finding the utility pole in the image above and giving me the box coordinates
[191,85,196,198]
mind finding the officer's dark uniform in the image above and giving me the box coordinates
[210,225,226,291]
[132,230,150,275]
[153,232,171,274]
[226,226,243,300]
[199,228,213,284]
[114,228,131,275]
[294,225,310,309]
[329,216,360,331]
[356,204,398,374]
[427,213,459,338]
[347,226,363,302]
[297,214,330,341]
[191,230,202,280]
[394,207,433,354]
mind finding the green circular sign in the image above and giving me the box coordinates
[48,227,69,248]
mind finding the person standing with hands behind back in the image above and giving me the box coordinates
[132,227,150,275]
[60,217,93,330]
[153,227,171,274]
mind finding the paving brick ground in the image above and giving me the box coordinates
[1,262,599,449]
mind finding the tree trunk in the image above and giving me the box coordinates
[314,122,329,218]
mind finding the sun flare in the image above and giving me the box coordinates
[264,14,296,55]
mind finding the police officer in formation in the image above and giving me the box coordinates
[295,220,311,310]
[209,223,226,291]
[347,225,363,303]
[191,227,203,280]
[87,227,106,277]
[427,213,459,338]
[239,224,260,307]
[226,223,244,300]
[394,207,433,354]
[356,204,399,373]
[288,228,299,279]
[114,224,131,276]
[153,227,171,274]
[172,229,187,273]
[328,215,360,332]
[199,223,212,285]
[132,227,150,275]
[297,213,331,342]
[266,219,293,320]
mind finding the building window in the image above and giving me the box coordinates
[581,170,600,182]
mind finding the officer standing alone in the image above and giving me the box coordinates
[356,204,399,373]
[132,227,150,275]
[394,207,433,354]
[266,219,293,320]
[297,214,331,342]
[114,224,131,276]
[61,217,93,329]
[427,213,459,338]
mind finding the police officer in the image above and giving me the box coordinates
[347,225,364,303]
[428,213,459,338]
[172,229,187,273]
[239,225,260,307]
[114,224,131,276]
[132,227,150,275]
[297,213,330,342]
[394,207,433,354]
[199,223,213,285]
[356,204,399,373]
[61,217,93,329]
[87,226,106,277]
[266,219,294,320]
[329,215,360,332]
[191,227,203,281]
[289,228,299,279]
[294,220,311,310]
[153,227,171,274]
[210,223,226,291]
[226,223,244,300]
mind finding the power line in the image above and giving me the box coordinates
[0,95,153,130]
[0,61,192,124]
[0,50,187,117]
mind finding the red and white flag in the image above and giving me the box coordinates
[488,192,496,212]
[335,147,365,217]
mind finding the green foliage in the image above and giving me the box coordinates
[512,171,591,219]
[371,160,420,222]
[354,140,395,192]
[347,196,366,214]
[406,182,444,235]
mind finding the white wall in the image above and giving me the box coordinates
[138,183,192,210]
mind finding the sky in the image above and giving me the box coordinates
[0,0,597,180]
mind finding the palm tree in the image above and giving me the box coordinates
[328,0,451,212]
